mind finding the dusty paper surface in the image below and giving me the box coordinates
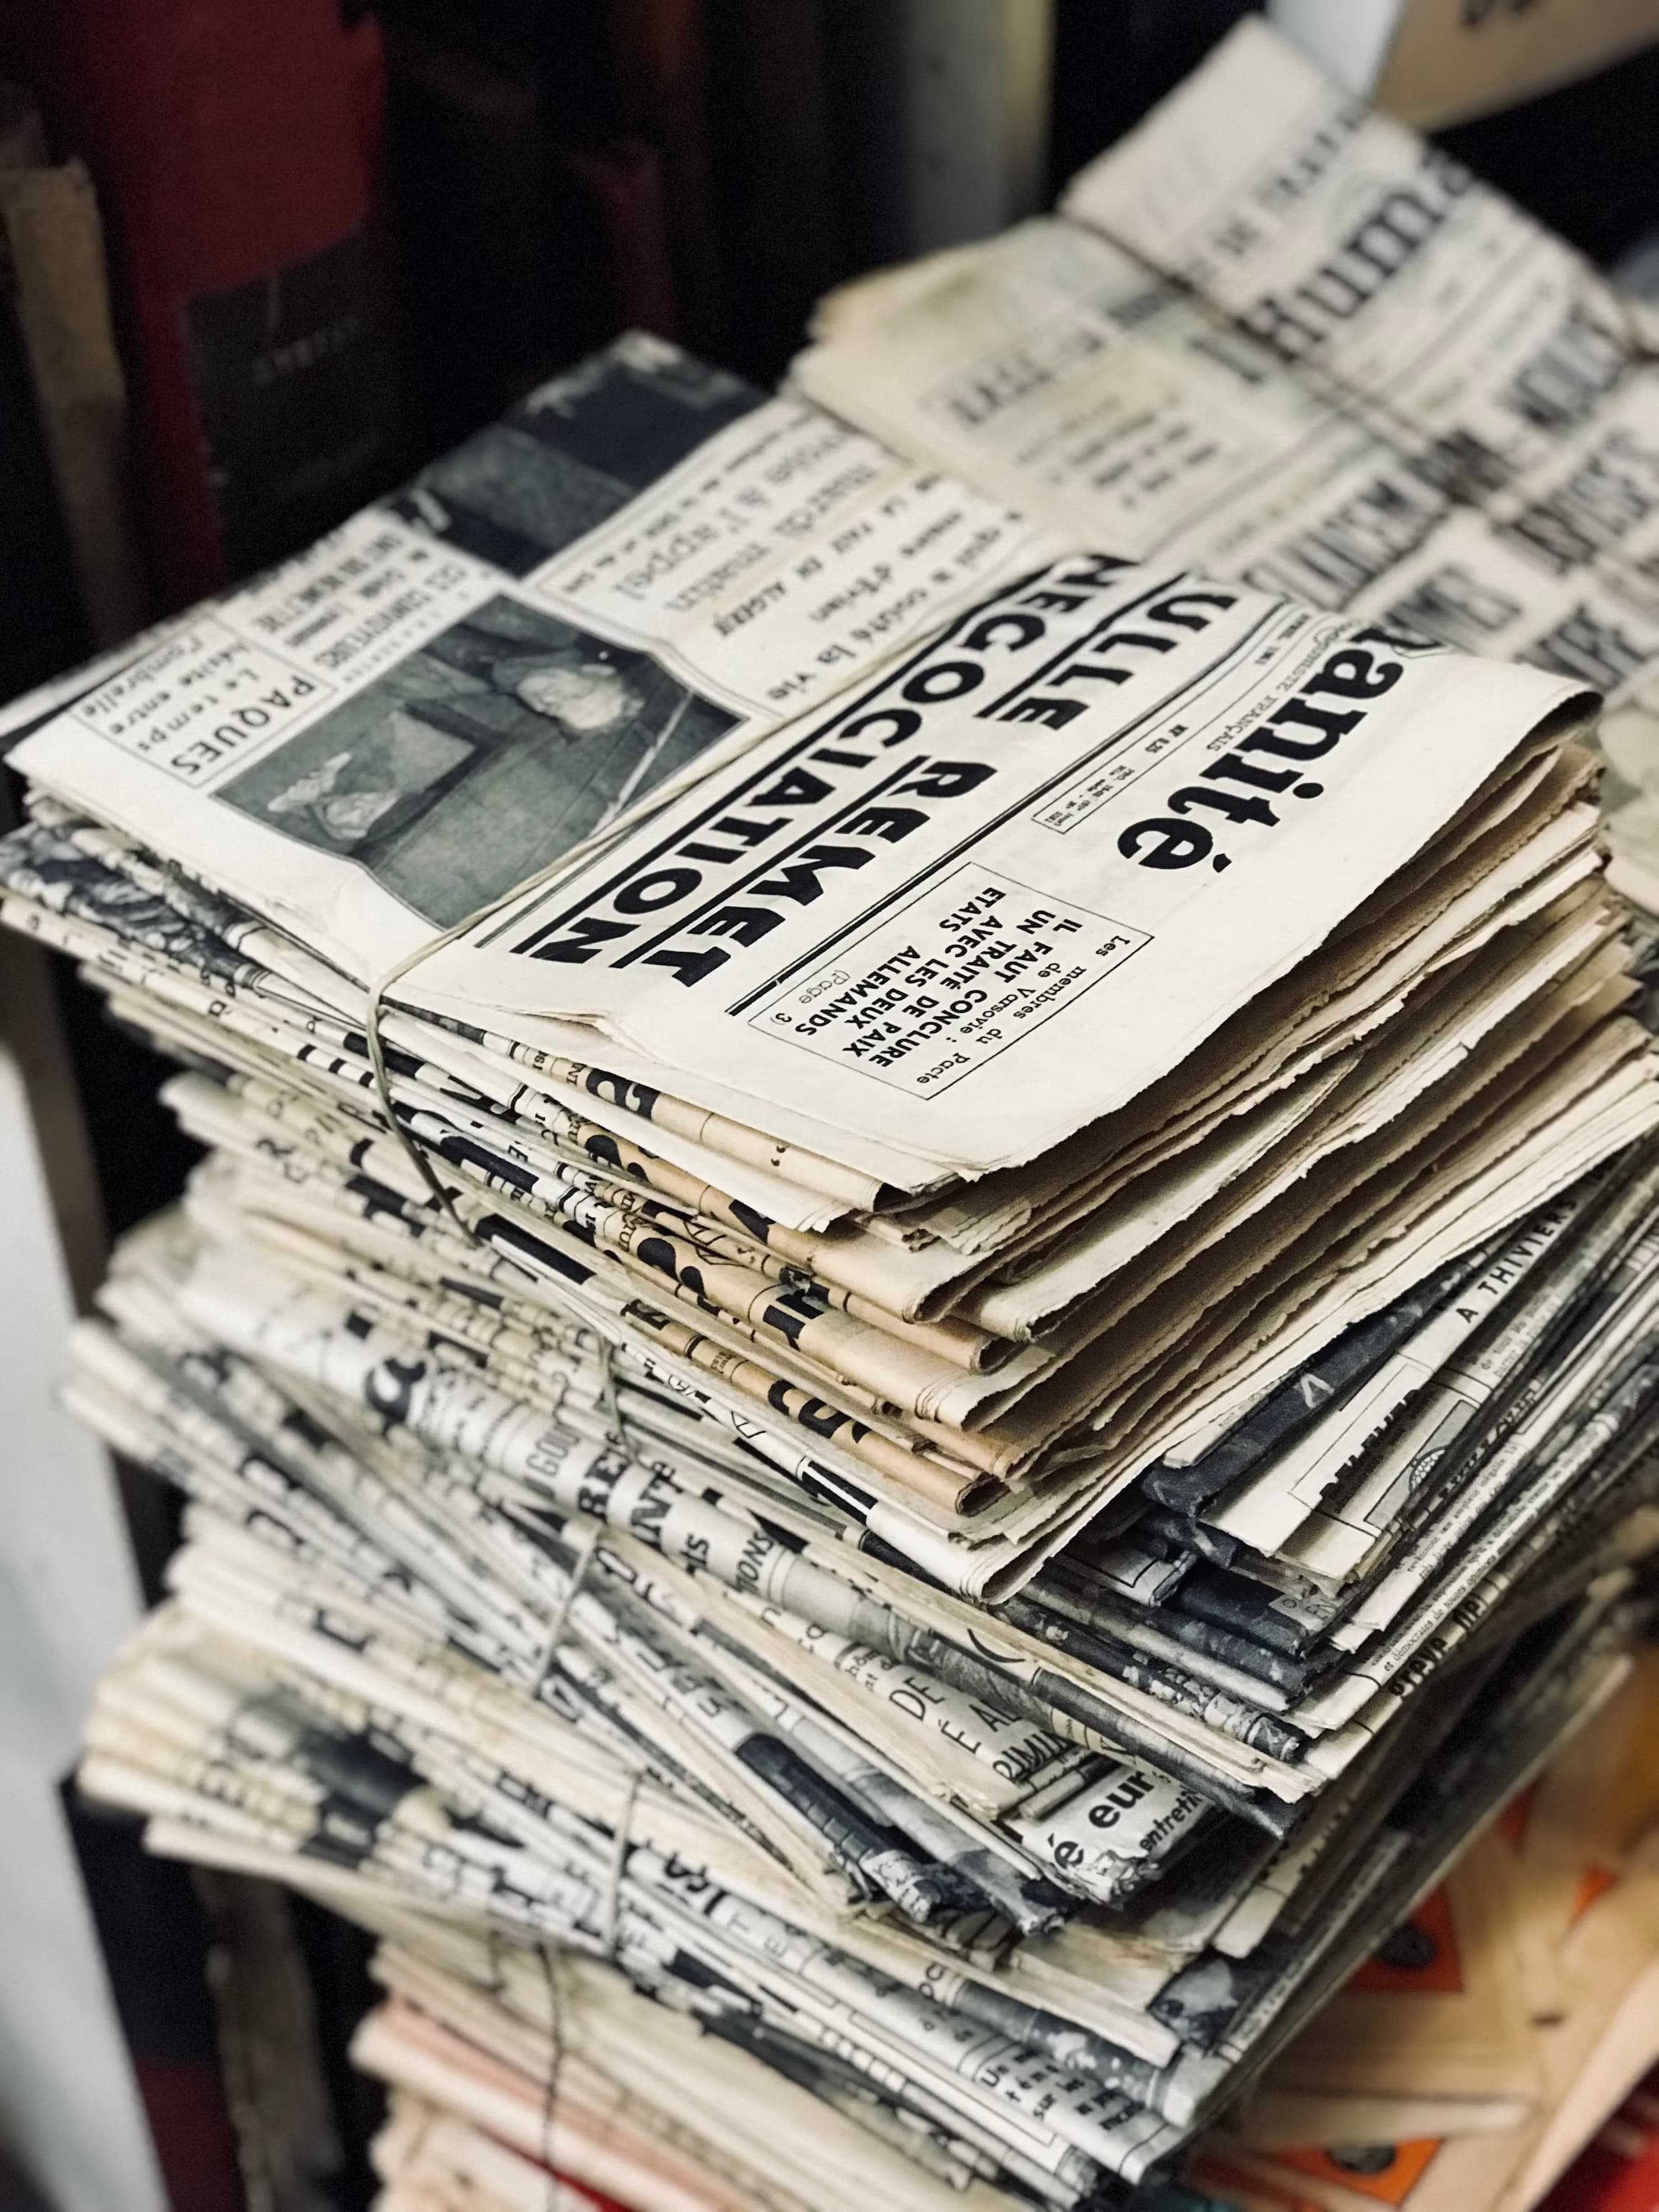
[795,219,1402,592]
[794,220,1659,718]
[797,19,1659,915]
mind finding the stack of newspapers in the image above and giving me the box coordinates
[7,52,1659,2200]
[349,1657,1659,2211]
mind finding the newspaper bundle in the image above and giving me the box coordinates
[7,255,1659,2203]
[313,1651,1659,2212]
[791,18,1659,922]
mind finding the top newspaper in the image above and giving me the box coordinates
[9,429,1587,1184]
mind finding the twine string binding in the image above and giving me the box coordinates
[536,1939,566,2212]
[514,1496,647,2210]
[598,1338,633,1454]
[536,1519,603,1693]
[365,918,496,1239]
[534,1757,647,2212]
[362,837,656,2211]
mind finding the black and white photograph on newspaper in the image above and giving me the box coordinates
[217,593,739,926]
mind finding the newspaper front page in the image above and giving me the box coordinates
[418,574,1588,1177]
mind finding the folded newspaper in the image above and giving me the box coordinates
[9,117,1659,2208]
[792,16,1659,925]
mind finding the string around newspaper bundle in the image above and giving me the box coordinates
[536,1520,603,1691]
[532,1760,647,2212]
[363,888,667,2212]
[440,1343,648,2212]
[364,918,532,1240]
[367,913,666,1444]
[535,1939,567,2212]
[515,1521,648,2212]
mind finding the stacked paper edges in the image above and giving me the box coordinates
[5,290,1659,2208]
